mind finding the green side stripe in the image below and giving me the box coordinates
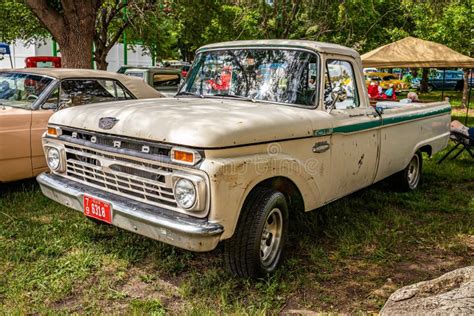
[314,106,451,135]
[333,120,382,133]
[381,106,451,126]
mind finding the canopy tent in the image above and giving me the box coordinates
[362,37,473,125]
[361,37,474,68]
[0,43,13,68]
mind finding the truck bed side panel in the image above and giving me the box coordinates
[374,101,450,183]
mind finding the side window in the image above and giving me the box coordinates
[60,79,116,107]
[115,83,133,100]
[42,86,59,110]
[101,80,132,100]
[325,59,359,109]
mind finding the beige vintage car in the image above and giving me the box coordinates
[37,40,451,278]
[0,68,162,183]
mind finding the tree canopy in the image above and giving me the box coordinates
[0,0,471,66]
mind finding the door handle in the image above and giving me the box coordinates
[313,141,330,153]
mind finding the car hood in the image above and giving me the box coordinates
[49,97,315,148]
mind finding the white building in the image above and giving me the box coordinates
[0,39,153,71]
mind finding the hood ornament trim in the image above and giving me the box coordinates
[98,117,119,130]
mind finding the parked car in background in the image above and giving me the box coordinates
[0,68,162,183]
[38,40,450,278]
[25,56,62,68]
[124,67,182,97]
[365,72,408,92]
[427,70,473,91]
[363,67,378,74]
[411,70,473,91]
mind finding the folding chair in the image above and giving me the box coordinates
[438,121,473,163]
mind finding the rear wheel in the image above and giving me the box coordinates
[394,151,422,191]
[224,188,288,278]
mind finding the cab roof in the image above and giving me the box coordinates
[197,39,360,58]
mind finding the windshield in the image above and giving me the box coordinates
[179,49,319,106]
[0,72,53,109]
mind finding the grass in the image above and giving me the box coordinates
[0,113,473,314]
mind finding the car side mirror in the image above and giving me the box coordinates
[326,86,347,113]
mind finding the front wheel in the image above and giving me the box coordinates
[394,151,423,191]
[224,188,288,278]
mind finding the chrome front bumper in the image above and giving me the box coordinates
[37,173,223,252]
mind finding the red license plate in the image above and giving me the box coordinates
[83,195,112,224]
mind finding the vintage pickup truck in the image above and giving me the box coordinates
[38,40,451,278]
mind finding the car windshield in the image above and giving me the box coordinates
[0,72,53,109]
[179,49,319,106]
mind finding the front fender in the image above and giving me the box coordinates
[201,153,320,240]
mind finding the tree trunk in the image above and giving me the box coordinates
[58,30,95,69]
[461,69,469,109]
[420,68,429,93]
[26,0,102,69]
[94,49,109,70]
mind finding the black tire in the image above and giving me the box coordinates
[224,187,288,278]
[393,151,423,191]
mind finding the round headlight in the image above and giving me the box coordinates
[47,147,61,170]
[174,178,196,209]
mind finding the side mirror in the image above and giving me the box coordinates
[326,86,347,113]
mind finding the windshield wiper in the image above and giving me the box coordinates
[212,93,255,102]
[176,91,203,98]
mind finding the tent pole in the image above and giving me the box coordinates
[465,68,472,125]
[441,68,446,100]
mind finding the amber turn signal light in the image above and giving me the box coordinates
[170,147,201,165]
[47,127,58,136]
[173,150,194,163]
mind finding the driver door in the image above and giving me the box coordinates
[324,59,381,201]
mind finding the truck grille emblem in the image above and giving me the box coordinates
[98,117,119,130]
[90,136,97,143]
[113,140,121,148]
[141,145,150,153]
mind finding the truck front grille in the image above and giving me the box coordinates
[64,144,178,209]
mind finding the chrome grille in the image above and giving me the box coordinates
[64,144,178,209]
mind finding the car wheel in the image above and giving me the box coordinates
[224,187,288,278]
[394,151,422,191]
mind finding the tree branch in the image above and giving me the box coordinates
[25,0,65,39]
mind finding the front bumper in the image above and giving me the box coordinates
[37,173,223,252]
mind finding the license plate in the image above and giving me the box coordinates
[83,195,112,224]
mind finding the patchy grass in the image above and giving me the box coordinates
[0,114,473,314]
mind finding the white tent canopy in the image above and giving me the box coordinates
[361,37,474,68]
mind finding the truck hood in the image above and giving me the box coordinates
[49,97,314,148]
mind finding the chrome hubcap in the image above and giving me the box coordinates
[260,208,283,267]
[407,155,420,187]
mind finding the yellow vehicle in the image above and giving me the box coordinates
[365,72,408,92]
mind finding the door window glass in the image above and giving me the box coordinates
[60,79,131,107]
[325,60,359,109]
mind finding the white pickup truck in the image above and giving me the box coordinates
[38,40,451,278]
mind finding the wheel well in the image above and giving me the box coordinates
[252,177,304,213]
[418,145,432,157]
